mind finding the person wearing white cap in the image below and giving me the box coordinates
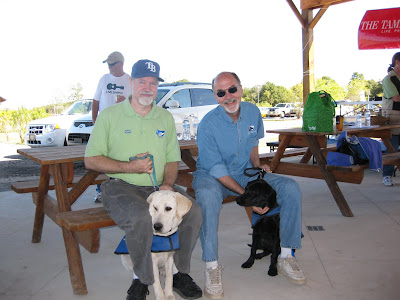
[92,51,132,202]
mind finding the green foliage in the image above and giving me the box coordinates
[365,79,383,98]
[290,83,303,103]
[68,83,84,102]
[347,72,366,101]
[10,107,31,143]
[30,107,49,120]
[173,79,189,83]
[315,76,346,101]
[0,109,13,141]
[260,82,293,107]
[242,86,262,104]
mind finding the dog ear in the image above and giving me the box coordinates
[147,191,155,204]
[175,192,192,219]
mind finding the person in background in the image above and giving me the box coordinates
[92,51,132,202]
[193,72,306,299]
[382,52,400,186]
[85,59,202,300]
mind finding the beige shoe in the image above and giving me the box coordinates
[204,265,224,299]
[277,254,306,285]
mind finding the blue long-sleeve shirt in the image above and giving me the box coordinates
[195,102,264,179]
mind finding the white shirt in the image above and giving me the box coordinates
[93,73,131,111]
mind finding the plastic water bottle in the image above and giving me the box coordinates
[192,117,199,140]
[356,112,362,128]
[183,118,191,140]
[365,110,371,126]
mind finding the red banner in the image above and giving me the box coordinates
[358,7,400,50]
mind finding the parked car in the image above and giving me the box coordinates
[67,82,218,145]
[258,107,270,118]
[265,103,297,118]
[25,99,92,147]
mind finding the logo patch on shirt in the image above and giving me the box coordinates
[248,125,255,132]
[156,130,165,138]
[125,129,132,134]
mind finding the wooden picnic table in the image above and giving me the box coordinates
[265,124,400,218]
[16,140,198,295]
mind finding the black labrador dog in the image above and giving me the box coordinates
[236,173,280,276]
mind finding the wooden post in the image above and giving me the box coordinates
[302,9,315,105]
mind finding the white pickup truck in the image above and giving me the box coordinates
[265,103,297,118]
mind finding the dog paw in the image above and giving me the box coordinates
[241,261,254,268]
[166,293,175,300]
[268,267,278,276]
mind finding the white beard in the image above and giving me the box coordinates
[223,99,239,114]
[139,96,154,106]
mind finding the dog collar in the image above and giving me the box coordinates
[251,206,281,227]
[114,232,180,255]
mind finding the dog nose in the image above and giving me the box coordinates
[154,223,163,232]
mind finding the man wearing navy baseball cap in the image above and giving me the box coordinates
[85,59,202,300]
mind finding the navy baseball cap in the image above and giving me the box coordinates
[131,59,164,82]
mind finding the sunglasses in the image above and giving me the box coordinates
[216,86,238,98]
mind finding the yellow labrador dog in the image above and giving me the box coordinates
[120,190,192,300]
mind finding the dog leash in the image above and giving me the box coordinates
[244,167,266,179]
[129,154,159,190]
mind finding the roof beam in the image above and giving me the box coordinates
[301,0,352,10]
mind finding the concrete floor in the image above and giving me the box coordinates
[1,168,400,300]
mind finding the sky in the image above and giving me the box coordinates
[0,0,399,109]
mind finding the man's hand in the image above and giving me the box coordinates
[159,184,174,191]
[127,152,153,174]
[252,206,270,215]
[260,164,272,173]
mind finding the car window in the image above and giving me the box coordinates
[155,89,170,105]
[168,89,191,108]
[191,89,217,107]
[64,101,92,115]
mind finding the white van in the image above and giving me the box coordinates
[25,99,92,147]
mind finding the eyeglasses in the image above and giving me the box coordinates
[216,86,238,98]
[108,62,118,67]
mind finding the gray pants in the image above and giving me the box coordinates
[101,179,202,285]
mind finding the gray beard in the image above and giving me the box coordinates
[138,96,154,106]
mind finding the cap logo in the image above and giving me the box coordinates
[145,62,157,73]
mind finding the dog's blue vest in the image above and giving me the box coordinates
[114,232,180,254]
[251,206,281,227]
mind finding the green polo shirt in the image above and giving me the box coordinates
[85,98,181,186]
[383,70,400,99]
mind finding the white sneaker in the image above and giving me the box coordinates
[277,254,306,285]
[383,176,393,186]
[204,265,223,299]
[94,191,102,203]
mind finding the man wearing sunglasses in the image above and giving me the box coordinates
[92,51,132,203]
[193,72,306,298]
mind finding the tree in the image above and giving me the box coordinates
[315,76,346,101]
[0,109,13,141]
[68,83,84,102]
[242,86,262,105]
[11,107,31,143]
[365,79,383,99]
[290,82,303,104]
[260,82,292,106]
[347,72,366,101]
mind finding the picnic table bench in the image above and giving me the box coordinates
[265,124,400,217]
